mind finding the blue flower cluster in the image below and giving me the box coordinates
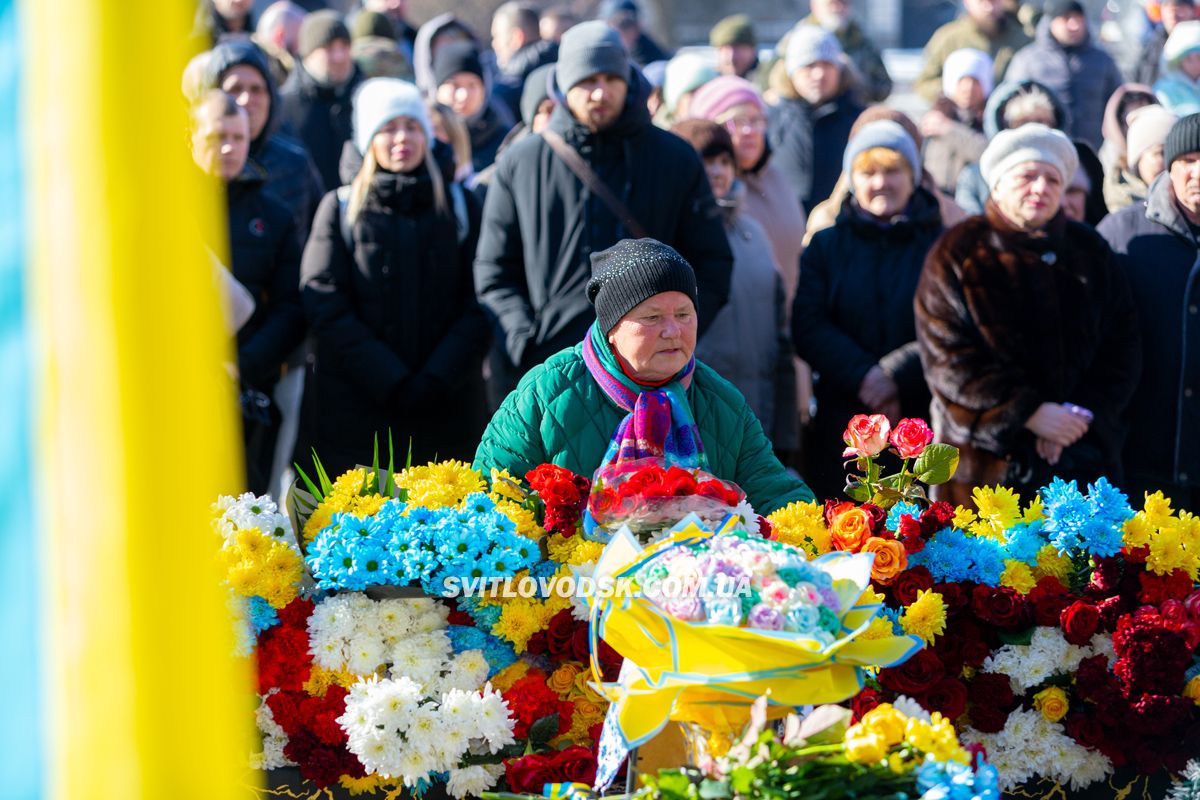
[305,494,540,593]
[916,755,1000,800]
[447,624,518,674]
[886,501,922,532]
[1039,478,1133,558]
[247,595,280,634]
[910,527,1007,585]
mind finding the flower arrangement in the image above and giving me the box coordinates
[634,699,998,800]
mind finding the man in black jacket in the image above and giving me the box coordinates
[191,91,305,492]
[474,21,733,405]
[278,11,364,190]
[205,38,324,238]
[1098,114,1200,508]
[491,2,559,122]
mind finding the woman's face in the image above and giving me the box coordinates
[371,116,427,173]
[993,161,1064,230]
[607,291,698,384]
[851,159,914,219]
[704,152,736,200]
[436,72,486,119]
[1136,144,1166,184]
[717,102,767,172]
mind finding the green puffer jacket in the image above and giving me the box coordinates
[474,344,816,514]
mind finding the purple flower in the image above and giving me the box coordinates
[748,603,784,630]
[665,596,704,620]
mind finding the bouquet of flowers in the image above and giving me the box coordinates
[586,458,755,542]
[636,699,998,800]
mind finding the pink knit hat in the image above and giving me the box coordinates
[688,75,765,122]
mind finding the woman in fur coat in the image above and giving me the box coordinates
[915,124,1141,504]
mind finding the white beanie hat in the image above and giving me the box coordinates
[785,25,843,75]
[1164,20,1200,66]
[942,48,994,99]
[663,52,719,114]
[1125,105,1178,170]
[352,78,433,156]
[980,123,1078,189]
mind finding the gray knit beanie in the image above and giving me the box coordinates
[587,239,698,334]
[1165,112,1200,168]
[555,20,630,93]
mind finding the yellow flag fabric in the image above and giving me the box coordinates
[25,2,257,797]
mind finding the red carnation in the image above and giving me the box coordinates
[257,624,312,693]
[920,676,968,721]
[895,515,926,554]
[506,673,572,740]
[1060,600,1101,646]
[892,567,935,607]
[1112,615,1191,696]
[1138,569,1195,605]
[266,689,306,733]
[971,585,1028,629]
[878,648,945,695]
[283,728,366,788]
[277,596,316,629]
[920,502,955,536]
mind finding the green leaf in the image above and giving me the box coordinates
[912,443,959,485]
[997,625,1035,646]
[844,480,871,503]
[527,714,560,747]
[384,430,397,496]
[312,449,333,495]
[697,778,731,799]
[869,487,905,509]
[293,463,323,504]
[405,437,414,469]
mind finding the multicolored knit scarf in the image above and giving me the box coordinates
[582,323,708,473]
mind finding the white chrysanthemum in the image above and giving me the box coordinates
[891,695,932,722]
[309,596,360,641]
[730,499,758,529]
[475,684,517,752]
[446,765,500,799]
[347,634,388,676]
[964,710,1111,792]
[569,561,598,621]
[354,728,404,776]
[374,601,418,636]
[389,650,444,690]
[450,650,490,687]
[396,747,438,786]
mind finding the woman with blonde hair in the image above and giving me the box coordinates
[295,78,488,477]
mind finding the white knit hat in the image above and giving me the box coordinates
[1164,20,1200,66]
[352,78,433,156]
[1126,105,1178,170]
[785,25,843,75]
[980,123,1079,189]
[942,48,994,99]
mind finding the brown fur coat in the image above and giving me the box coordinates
[915,202,1141,491]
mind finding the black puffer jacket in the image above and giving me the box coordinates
[473,66,733,385]
[494,40,559,122]
[1098,174,1200,491]
[766,89,864,214]
[792,188,943,501]
[296,158,488,477]
[467,100,517,173]
[278,61,364,191]
[225,164,305,391]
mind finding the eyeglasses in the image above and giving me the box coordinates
[721,116,767,133]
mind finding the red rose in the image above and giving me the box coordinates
[971,585,1028,629]
[852,687,884,722]
[861,504,887,535]
[570,623,591,663]
[968,672,1015,709]
[506,753,554,794]
[920,676,968,721]
[962,640,992,669]
[597,638,623,681]
[1065,713,1110,753]
[1060,600,1101,646]
[933,582,969,614]
[545,609,578,660]
[877,648,945,695]
[1027,576,1068,602]
[549,746,598,785]
[889,418,934,458]
[1033,592,1075,627]
[824,499,855,527]
[663,466,700,496]
[892,566,934,607]
[526,463,583,491]
[969,703,1011,734]
[588,488,618,521]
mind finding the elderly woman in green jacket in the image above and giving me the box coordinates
[474,238,816,514]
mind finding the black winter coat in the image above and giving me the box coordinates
[494,40,559,122]
[766,90,863,214]
[226,165,306,390]
[468,101,516,174]
[297,162,489,478]
[1098,175,1200,490]
[916,203,1142,493]
[278,62,364,192]
[792,188,943,500]
[473,66,733,383]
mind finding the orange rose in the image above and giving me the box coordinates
[863,537,908,584]
[830,506,873,552]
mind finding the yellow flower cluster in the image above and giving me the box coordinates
[767,500,831,557]
[304,666,358,697]
[302,468,388,542]
[900,589,947,644]
[845,705,968,767]
[219,527,303,608]
[491,660,531,692]
[394,460,486,508]
[489,468,529,504]
[494,498,546,540]
[1033,686,1069,722]
[858,616,899,642]
[1123,492,1200,578]
[1000,560,1037,594]
[951,506,976,530]
[492,595,562,652]
[1185,675,1200,705]
[1033,545,1073,582]
[547,532,605,565]
[339,775,402,797]
[970,486,1022,539]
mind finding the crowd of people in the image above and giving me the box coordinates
[187,0,1200,513]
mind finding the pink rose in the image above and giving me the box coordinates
[889,418,934,458]
[843,414,892,458]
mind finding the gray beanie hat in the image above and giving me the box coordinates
[785,25,843,75]
[980,123,1078,189]
[843,120,922,180]
[587,239,698,334]
[352,78,433,154]
[555,21,630,94]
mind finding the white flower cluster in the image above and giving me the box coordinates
[212,492,297,551]
[982,628,1112,692]
[964,708,1112,790]
[338,676,514,796]
[251,691,293,771]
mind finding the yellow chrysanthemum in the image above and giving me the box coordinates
[1146,517,1200,579]
[305,666,352,697]
[221,526,302,608]
[300,468,389,542]
[1143,491,1175,526]
[952,506,977,529]
[973,485,1022,533]
[968,519,1004,541]
[395,460,485,508]
[860,585,888,607]
[1184,676,1200,705]
[489,468,529,504]
[1123,513,1155,549]
[491,660,531,692]
[493,599,553,652]
[494,498,546,540]
[569,539,605,565]
[900,589,947,644]
[767,500,831,557]
[340,775,400,797]
[1033,545,1073,582]
[1000,560,1037,595]
[844,724,888,763]
[1022,496,1045,523]
[857,616,898,642]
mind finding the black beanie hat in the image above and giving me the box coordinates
[1044,0,1085,17]
[299,10,350,58]
[587,239,699,334]
[433,41,484,88]
[1165,112,1200,169]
